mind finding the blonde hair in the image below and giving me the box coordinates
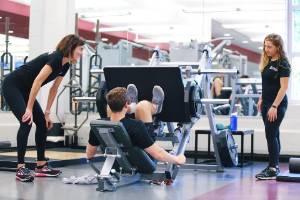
[259,33,287,72]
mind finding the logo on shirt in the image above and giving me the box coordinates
[269,66,278,72]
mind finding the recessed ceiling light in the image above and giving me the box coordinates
[101,38,108,42]
[8,30,14,34]
[258,46,263,50]
[224,33,231,37]
[0,16,2,19]
[242,40,249,44]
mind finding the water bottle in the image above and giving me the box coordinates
[230,112,238,131]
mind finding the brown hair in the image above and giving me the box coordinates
[106,87,129,112]
[56,34,85,57]
[259,33,288,72]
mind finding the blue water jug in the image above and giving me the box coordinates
[230,113,238,131]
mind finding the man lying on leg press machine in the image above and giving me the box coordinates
[86,85,186,167]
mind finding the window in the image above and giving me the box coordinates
[291,57,300,99]
[293,0,300,5]
[289,1,300,100]
[292,10,300,52]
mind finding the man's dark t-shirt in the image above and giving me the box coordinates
[89,117,154,149]
[261,59,291,105]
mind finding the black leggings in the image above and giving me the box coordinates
[261,101,287,167]
[2,74,47,164]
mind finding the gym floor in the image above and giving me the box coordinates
[0,161,299,200]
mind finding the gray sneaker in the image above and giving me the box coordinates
[256,167,280,180]
[152,85,165,114]
[126,84,138,104]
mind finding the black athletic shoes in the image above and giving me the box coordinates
[35,164,62,177]
[256,166,280,180]
[16,167,34,182]
[16,164,61,182]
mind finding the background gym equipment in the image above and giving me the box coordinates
[194,129,254,167]
[0,17,13,111]
[277,158,300,182]
[216,129,238,167]
[88,20,102,101]
[229,77,261,116]
[152,40,241,168]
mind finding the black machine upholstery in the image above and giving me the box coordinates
[103,66,192,122]
[90,120,156,174]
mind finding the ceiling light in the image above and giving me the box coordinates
[101,38,108,42]
[224,33,231,37]
[80,11,131,19]
[242,40,249,44]
[258,46,263,50]
[98,27,131,32]
[251,36,265,42]
[8,30,14,34]
[135,38,170,43]
[222,23,281,29]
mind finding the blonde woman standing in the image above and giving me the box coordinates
[256,34,291,180]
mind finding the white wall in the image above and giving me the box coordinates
[28,0,75,122]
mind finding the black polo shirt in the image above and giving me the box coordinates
[12,51,70,89]
[261,58,291,104]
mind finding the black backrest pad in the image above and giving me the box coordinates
[90,120,156,173]
[104,66,191,122]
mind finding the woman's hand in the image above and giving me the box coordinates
[22,108,33,125]
[257,98,262,112]
[267,107,277,122]
[45,113,53,130]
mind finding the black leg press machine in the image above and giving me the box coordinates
[88,65,239,192]
[277,158,300,182]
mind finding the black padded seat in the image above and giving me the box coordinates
[90,120,156,174]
